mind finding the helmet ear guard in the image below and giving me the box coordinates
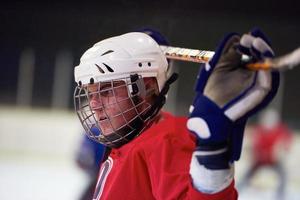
[129,74,146,98]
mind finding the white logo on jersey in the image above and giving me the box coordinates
[93,157,113,200]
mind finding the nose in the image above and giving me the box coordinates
[90,100,101,109]
[89,95,102,110]
[89,98,109,121]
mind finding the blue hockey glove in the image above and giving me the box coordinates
[187,28,280,170]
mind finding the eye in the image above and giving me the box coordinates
[100,89,113,97]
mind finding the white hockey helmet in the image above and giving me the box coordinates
[74,32,168,91]
[74,32,172,147]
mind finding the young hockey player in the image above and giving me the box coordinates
[73,28,279,199]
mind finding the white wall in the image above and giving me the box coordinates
[0,106,87,200]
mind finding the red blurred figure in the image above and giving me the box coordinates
[238,108,293,200]
[252,117,292,166]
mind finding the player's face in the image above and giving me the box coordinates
[87,81,141,136]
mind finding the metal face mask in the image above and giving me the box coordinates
[74,74,152,148]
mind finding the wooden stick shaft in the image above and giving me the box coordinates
[160,45,215,63]
[160,45,270,70]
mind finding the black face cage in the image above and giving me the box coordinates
[74,74,154,148]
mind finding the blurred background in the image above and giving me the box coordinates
[0,0,299,199]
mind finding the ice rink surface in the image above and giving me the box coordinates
[0,107,299,200]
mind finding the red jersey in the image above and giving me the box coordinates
[93,112,237,200]
[252,123,292,164]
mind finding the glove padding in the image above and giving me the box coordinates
[187,28,280,164]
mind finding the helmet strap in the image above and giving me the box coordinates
[141,72,178,121]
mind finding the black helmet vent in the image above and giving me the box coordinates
[95,64,105,74]
[102,63,114,72]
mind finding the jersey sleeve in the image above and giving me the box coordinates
[143,118,237,200]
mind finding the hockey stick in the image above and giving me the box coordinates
[160,45,300,71]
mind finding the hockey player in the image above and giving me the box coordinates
[238,108,292,200]
[73,28,279,199]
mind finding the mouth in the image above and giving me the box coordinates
[94,110,108,121]
[99,116,108,121]
[97,118,112,130]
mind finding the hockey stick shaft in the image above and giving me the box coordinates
[160,45,300,71]
[160,45,215,63]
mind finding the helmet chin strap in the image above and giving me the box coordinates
[102,73,179,148]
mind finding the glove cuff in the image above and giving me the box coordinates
[190,152,234,193]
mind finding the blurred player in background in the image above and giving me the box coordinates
[76,135,106,200]
[238,108,292,200]
[73,27,279,199]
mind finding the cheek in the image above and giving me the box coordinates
[115,100,137,120]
